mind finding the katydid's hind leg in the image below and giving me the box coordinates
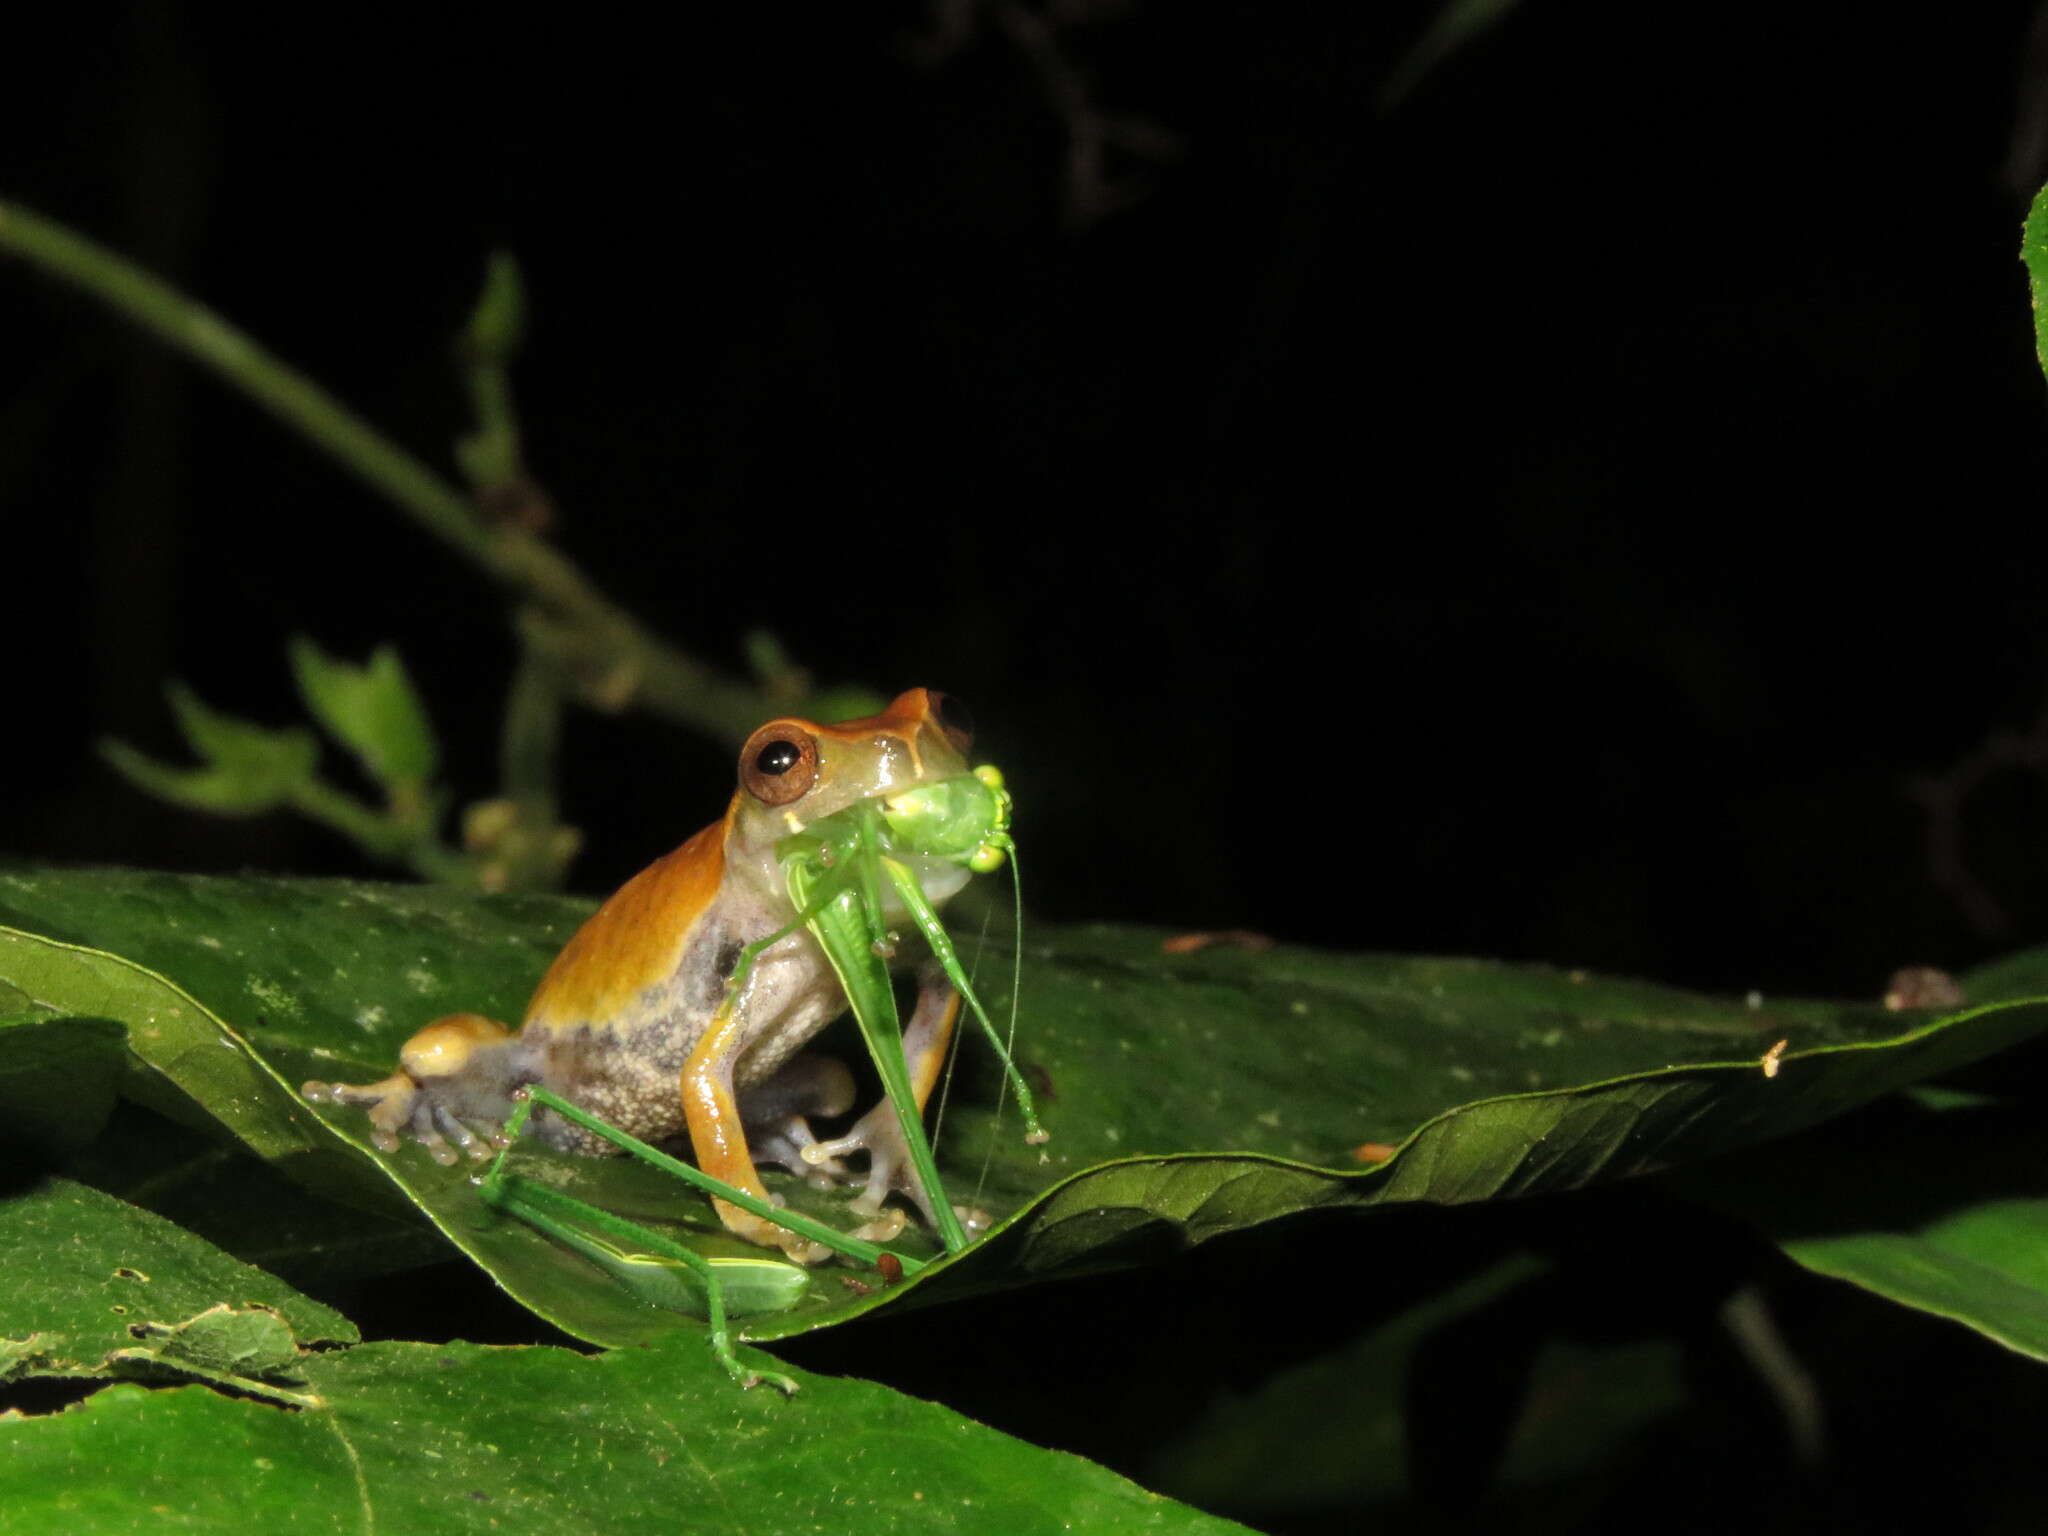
[802,964,990,1237]
[742,1055,858,1187]
[302,1014,525,1165]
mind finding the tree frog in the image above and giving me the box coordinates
[303,688,995,1262]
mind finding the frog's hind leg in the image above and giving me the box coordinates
[799,963,985,1236]
[679,1006,837,1264]
[302,1013,524,1164]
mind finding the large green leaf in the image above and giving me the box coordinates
[1788,1200,2048,1360]
[0,1178,1247,1535]
[1686,1090,2048,1362]
[0,1339,1252,1535]
[3,867,2045,1354]
[0,913,697,1347]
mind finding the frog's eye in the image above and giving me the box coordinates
[739,723,820,807]
[930,691,974,754]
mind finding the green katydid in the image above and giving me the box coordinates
[303,689,1045,1391]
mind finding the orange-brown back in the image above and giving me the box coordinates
[522,807,732,1031]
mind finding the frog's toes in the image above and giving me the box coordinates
[741,1056,857,1186]
[721,1205,832,1266]
[801,1103,960,1233]
[800,1128,881,1191]
[303,1074,429,1155]
[847,1208,909,1244]
[747,1115,853,1187]
[302,1013,518,1166]
[302,1074,503,1165]
[422,1101,513,1162]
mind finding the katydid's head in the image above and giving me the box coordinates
[879,764,1012,874]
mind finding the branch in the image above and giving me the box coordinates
[0,197,769,744]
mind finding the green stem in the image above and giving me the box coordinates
[457,251,526,489]
[0,198,768,744]
[502,612,566,809]
[461,612,579,891]
[285,776,471,884]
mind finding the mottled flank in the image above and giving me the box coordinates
[534,1023,697,1149]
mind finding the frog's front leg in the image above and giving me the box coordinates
[741,1054,857,1185]
[802,962,989,1238]
[302,1013,527,1163]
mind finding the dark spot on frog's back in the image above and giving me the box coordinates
[716,939,744,981]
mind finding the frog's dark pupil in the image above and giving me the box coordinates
[755,739,802,776]
[936,693,973,740]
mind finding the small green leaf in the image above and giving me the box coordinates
[101,684,319,815]
[0,1333,50,1383]
[2023,181,2048,383]
[1150,1254,1539,1515]
[455,253,527,488]
[1787,1200,2048,1361]
[120,1303,302,1377]
[0,1177,355,1382]
[287,637,439,787]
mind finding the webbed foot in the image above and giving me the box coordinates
[801,1101,990,1238]
[302,1013,518,1165]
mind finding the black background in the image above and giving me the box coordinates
[10,5,2048,999]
